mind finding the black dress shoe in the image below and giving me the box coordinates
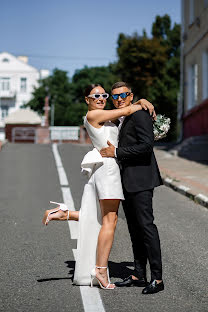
[142,280,164,294]
[115,276,148,287]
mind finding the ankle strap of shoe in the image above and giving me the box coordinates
[96,266,108,269]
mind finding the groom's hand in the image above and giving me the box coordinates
[134,99,157,120]
[100,141,115,158]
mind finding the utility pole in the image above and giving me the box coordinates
[50,97,55,127]
[43,86,50,127]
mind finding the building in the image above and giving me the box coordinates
[180,0,208,138]
[4,108,41,143]
[0,52,49,127]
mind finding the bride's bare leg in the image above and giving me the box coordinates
[42,208,79,225]
[95,199,120,288]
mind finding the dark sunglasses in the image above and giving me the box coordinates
[111,92,131,100]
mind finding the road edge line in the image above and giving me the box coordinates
[52,143,105,312]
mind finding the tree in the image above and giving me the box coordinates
[71,64,119,108]
[26,68,72,125]
[27,65,120,125]
[116,32,167,99]
[115,15,181,140]
[149,16,181,140]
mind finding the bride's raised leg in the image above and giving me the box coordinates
[94,199,120,289]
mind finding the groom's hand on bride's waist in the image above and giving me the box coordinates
[100,141,115,158]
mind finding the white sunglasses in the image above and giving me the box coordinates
[88,93,109,99]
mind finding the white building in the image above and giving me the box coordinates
[180,0,208,138]
[0,52,49,127]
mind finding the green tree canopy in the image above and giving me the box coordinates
[27,65,119,126]
[26,68,73,126]
[115,14,181,140]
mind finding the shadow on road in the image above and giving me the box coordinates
[37,277,72,282]
[109,261,135,279]
[36,260,136,283]
[37,260,75,283]
[65,260,135,281]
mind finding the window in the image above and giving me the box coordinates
[0,77,10,91]
[202,51,208,100]
[204,0,208,8]
[189,0,195,25]
[20,77,27,92]
[188,63,198,110]
[1,106,9,119]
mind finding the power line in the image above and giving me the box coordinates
[12,52,117,61]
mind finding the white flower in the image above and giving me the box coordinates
[153,115,171,140]
[160,125,166,131]
[160,124,170,132]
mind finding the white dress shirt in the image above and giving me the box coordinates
[115,116,125,157]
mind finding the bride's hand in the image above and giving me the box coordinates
[133,99,156,120]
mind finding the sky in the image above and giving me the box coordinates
[1,0,181,78]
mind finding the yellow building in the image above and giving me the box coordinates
[181,0,208,138]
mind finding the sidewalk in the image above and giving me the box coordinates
[154,148,208,208]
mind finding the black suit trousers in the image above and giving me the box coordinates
[122,188,162,280]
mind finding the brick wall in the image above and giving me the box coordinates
[183,99,208,138]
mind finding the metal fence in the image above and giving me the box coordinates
[50,126,80,142]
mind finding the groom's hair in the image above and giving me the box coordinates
[111,81,132,92]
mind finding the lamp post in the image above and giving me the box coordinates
[43,86,50,127]
[50,95,55,127]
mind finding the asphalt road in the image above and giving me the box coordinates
[0,143,207,312]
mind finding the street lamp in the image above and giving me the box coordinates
[50,95,55,127]
[43,86,50,127]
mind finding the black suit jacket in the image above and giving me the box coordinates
[117,110,163,192]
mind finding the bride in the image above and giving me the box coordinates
[42,84,154,289]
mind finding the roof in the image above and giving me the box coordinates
[0,52,39,73]
[4,108,42,124]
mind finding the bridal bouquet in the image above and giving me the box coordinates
[153,114,171,141]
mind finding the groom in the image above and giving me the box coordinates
[100,81,164,294]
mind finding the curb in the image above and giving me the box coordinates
[162,176,208,209]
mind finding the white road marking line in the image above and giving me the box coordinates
[61,186,78,239]
[52,143,105,312]
[80,287,105,312]
[52,144,69,186]
[72,248,77,260]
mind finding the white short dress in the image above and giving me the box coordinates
[84,116,124,200]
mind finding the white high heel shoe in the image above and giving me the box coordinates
[45,201,69,225]
[90,266,115,290]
